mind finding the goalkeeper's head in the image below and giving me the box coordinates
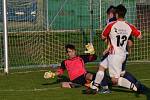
[65,44,77,59]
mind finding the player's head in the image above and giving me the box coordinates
[116,4,127,18]
[65,44,76,58]
[106,5,116,18]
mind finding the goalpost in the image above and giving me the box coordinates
[2,0,9,74]
[0,0,150,73]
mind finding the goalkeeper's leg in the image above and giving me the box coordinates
[61,82,81,88]
[62,74,88,88]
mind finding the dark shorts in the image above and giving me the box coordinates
[71,74,86,85]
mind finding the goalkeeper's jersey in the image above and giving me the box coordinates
[102,20,141,56]
[57,54,97,81]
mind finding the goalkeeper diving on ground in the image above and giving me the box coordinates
[44,43,97,88]
[43,42,148,94]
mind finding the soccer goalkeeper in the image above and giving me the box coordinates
[44,43,97,88]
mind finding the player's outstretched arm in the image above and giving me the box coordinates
[44,66,65,79]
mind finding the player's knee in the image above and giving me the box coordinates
[98,65,106,71]
[111,78,118,85]
[61,82,72,88]
[85,73,93,81]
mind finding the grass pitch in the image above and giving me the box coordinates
[0,63,150,100]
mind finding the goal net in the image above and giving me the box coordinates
[0,0,150,72]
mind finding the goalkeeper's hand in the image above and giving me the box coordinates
[44,71,56,79]
[84,43,95,54]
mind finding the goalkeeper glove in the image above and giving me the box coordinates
[84,43,95,54]
[44,71,56,79]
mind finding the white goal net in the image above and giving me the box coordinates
[0,0,149,72]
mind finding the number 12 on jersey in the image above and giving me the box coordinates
[116,35,127,47]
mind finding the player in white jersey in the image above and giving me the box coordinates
[88,4,143,94]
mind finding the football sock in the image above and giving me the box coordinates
[94,71,104,87]
[101,72,109,89]
[123,71,137,84]
[118,77,137,91]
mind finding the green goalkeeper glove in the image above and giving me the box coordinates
[84,43,95,54]
[44,71,56,79]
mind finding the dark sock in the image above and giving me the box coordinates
[123,71,137,84]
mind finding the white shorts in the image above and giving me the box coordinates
[99,54,126,78]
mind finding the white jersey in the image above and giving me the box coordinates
[102,20,141,56]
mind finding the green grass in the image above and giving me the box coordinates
[0,63,150,100]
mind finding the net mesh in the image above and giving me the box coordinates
[0,0,149,71]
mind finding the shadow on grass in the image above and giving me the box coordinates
[112,87,150,100]
[136,88,150,100]
[42,75,69,86]
[111,87,134,93]
[42,81,59,85]
[145,89,150,100]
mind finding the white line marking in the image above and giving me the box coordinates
[10,70,48,74]
[0,87,60,92]
[0,79,149,92]
[140,79,150,81]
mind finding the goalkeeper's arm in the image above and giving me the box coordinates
[44,67,64,79]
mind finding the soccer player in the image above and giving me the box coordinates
[99,5,117,93]
[44,44,97,88]
[106,5,117,24]
[100,5,137,94]
[90,4,143,93]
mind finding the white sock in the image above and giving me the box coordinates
[94,71,104,86]
[118,77,137,91]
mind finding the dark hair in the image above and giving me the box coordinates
[65,44,75,52]
[106,5,116,15]
[116,4,127,18]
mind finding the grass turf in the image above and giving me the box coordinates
[0,63,150,100]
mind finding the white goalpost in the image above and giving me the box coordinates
[3,0,9,74]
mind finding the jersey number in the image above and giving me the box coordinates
[116,35,127,47]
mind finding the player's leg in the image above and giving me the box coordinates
[99,53,112,93]
[121,71,148,93]
[61,82,73,88]
[100,71,112,93]
[84,70,111,94]
[62,74,88,88]
[84,72,95,87]
[121,55,146,93]
[71,74,87,87]
[121,54,138,84]
[101,71,110,89]
[121,71,137,85]
[108,54,138,91]
[89,57,109,93]
[83,66,105,94]
[92,66,105,89]
[86,70,111,94]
